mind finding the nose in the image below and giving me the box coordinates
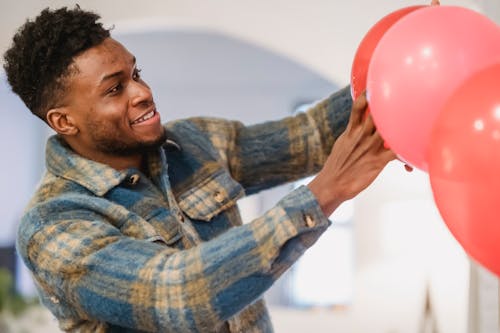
[130,79,153,108]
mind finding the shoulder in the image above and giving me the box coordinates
[165,117,242,144]
[163,117,242,164]
[17,174,108,263]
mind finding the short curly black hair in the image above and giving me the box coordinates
[3,6,110,121]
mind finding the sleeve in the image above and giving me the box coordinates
[18,185,330,332]
[185,85,352,195]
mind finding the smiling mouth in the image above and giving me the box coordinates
[131,109,156,125]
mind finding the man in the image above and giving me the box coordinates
[4,6,395,333]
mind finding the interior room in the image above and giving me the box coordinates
[0,1,498,332]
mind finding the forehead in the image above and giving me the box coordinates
[72,38,135,79]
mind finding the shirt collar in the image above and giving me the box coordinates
[45,135,181,196]
[45,135,128,196]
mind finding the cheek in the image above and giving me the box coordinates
[90,103,128,127]
[84,111,118,136]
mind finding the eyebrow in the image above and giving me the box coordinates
[99,56,137,86]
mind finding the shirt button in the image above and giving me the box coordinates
[50,296,60,304]
[177,212,185,223]
[213,191,225,203]
[305,215,315,228]
[128,174,140,185]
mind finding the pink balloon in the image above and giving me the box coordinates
[367,6,500,170]
[351,5,425,100]
[429,63,500,277]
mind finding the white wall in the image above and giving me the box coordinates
[0,0,484,85]
[0,77,46,246]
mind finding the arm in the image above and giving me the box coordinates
[182,86,353,195]
[182,86,393,215]
[19,186,329,332]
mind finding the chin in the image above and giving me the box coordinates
[143,129,167,148]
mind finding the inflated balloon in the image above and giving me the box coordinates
[429,63,500,277]
[367,6,500,170]
[350,5,425,100]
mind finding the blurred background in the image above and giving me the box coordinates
[0,0,499,332]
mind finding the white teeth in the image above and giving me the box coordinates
[132,110,155,124]
[142,111,154,121]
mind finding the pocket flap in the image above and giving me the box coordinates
[121,209,182,245]
[177,170,244,221]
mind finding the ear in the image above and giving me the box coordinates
[46,108,79,136]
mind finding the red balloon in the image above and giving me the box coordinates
[367,6,500,170]
[350,5,425,100]
[429,63,500,277]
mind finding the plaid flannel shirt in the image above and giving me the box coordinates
[17,86,352,332]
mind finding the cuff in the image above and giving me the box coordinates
[279,185,331,235]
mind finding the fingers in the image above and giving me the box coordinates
[350,91,377,138]
[351,90,408,170]
[366,128,396,160]
[369,130,385,148]
[350,92,368,127]
[380,149,398,165]
[431,0,440,6]
[364,112,377,135]
[349,93,396,164]
[370,130,393,158]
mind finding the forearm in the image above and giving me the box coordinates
[305,85,353,157]
[23,186,329,332]
[233,86,352,194]
[166,86,351,196]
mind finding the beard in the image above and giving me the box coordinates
[87,121,168,156]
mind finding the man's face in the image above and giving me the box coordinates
[63,38,166,157]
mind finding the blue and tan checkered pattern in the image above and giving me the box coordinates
[17,86,352,332]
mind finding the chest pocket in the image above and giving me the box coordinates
[177,169,245,222]
[119,209,182,245]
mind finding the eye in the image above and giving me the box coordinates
[107,83,123,95]
[133,68,142,81]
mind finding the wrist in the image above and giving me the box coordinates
[307,176,344,217]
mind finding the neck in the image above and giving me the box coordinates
[97,153,143,171]
[64,139,144,171]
